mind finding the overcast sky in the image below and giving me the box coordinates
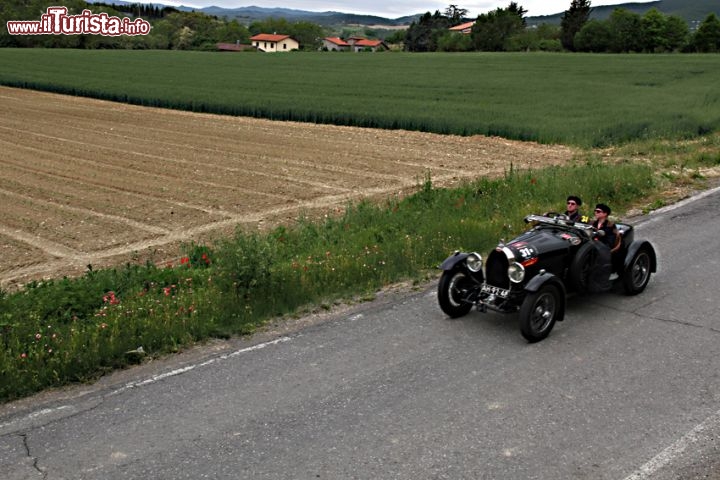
[154,1,657,18]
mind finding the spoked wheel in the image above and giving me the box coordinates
[519,284,560,343]
[438,269,474,318]
[623,248,652,295]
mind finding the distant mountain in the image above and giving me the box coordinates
[184,5,418,26]
[87,1,719,27]
[526,0,719,27]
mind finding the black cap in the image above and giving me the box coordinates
[595,203,611,215]
[567,195,582,206]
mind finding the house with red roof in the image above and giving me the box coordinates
[320,36,388,52]
[322,37,350,51]
[449,21,475,34]
[351,38,388,52]
[250,33,299,52]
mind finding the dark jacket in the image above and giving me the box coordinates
[565,210,581,222]
[592,219,619,250]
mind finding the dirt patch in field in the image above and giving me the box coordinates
[0,86,577,288]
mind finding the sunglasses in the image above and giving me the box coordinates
[567,201,576,205]
[594,208,605,213]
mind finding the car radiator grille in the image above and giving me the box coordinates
[486,250,510,289]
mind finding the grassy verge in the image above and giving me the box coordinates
[3,142,718,403]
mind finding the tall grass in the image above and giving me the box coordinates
[0,160,660,401]
[1,49,719,147]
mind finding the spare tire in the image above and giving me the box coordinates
[569,242,599,293]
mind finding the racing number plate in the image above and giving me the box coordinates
[481,284,510,298]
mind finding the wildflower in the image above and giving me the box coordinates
[20,353,27,359]
[35,333,42,340]
[163,287,171,296]
[103,291,120,305]
[100,323,108,329]
[180,256,190,265]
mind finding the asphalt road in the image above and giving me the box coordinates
[1,188,719,480]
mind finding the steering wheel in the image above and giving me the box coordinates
[545,212,569,221]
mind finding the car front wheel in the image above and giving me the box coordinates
[519,284,560,343]
[438,270,474,318]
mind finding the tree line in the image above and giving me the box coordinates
[403,1,720,53]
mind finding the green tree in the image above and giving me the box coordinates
[560,0,592,51]
[405,11,451,52]
[249,18,293,36]
[471,3,526,52]
[640,8,669,52]
[505,24,558,51]
[607,8,642,53]
[437,31,473,51]
[640,8,690,53]
[663,15,689,52]
[445,5,469,25]
[574,19,612,52]
[385,29,407,45]
[216,19,250,44]
[289,21,325,50]
[693,13,720,53]
[507,1,528,27]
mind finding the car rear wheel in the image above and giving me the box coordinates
[519,284,560,343]
[438,270,474,318]
[622,248,652,295]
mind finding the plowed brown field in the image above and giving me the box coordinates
[0,86,576,288]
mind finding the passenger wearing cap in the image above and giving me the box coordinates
[564,195,583,223]
[584,202,621,291]
[592,203,621,253]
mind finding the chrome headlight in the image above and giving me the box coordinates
[508,262,525,283]
[466,252,483,272]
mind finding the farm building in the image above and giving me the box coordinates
[449,21,475,34]
[216,42,255,52]
[350,38,388,52]
[322,37,350,51]
[320,36,388,52]
[250,34,299,52]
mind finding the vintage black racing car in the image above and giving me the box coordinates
[438,213,657,342]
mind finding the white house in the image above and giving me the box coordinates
[250,34,299,52]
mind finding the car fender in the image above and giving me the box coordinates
[439,251,470,271]
[624,240,657,273]
[524,272,566,321]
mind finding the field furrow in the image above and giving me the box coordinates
[0,86,576,287]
